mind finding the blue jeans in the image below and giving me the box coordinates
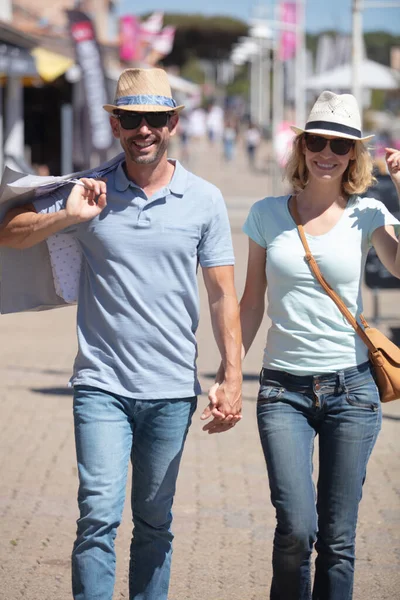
[257,361,381,600]
[71,385,197,600]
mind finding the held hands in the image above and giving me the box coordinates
[200,374,242,434]
[66,178,107,224]
[385,148,400,187]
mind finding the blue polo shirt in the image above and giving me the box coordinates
[34,159,234,399]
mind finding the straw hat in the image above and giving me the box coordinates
[103,68,184,114]
[291,90,374,142]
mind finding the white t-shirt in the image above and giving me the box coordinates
[243,194,400,375]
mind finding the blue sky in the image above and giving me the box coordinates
[118,0,400,34]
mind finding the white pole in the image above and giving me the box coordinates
[258,40,263,126]
[352,0,363,109]
[4,77,24,163]
[272,5,284,143]
[295,0,307,128]
[250,55,257,124]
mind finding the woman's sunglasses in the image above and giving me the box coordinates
[114,111,173,130]
[304,134,355,156]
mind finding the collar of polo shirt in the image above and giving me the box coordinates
[114,160,187,197]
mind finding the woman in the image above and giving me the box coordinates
[241,91,400,599]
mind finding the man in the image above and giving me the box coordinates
[0,68,242,599]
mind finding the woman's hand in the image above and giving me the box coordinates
[385,148,400,189]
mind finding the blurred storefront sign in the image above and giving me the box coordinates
[66,9,113,153]
[0,42,37,76]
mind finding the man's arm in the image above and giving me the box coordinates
[0,178,107,250]
[201,264,242,434]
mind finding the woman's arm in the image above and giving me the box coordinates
[371,148,400,278]
[240,238,268,357]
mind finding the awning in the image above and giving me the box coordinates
[31,47,74,83]
[0,42,37,76]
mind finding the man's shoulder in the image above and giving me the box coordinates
[182,168,223,200]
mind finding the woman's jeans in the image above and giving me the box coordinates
[71,385,197,600]
[257,361,382,600]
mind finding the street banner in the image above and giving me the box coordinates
[66,9,113,152]
[146,25,176,66]
[279,2,297,62]
[119,15,141,62]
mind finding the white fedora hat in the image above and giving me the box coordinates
[103,67,184,114]
[291,90,374,142]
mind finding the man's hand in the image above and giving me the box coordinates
[66,178,107,224]
[201,376,242,434]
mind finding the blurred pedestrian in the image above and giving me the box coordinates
[0,67,242,600]
[206,103,224,144]
[245,121,261,168]
[239,91,400,599]
[223,115,237,162]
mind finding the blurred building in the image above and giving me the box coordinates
[12,1,116,43]
[0,0,120,175]
[0,1,200,176]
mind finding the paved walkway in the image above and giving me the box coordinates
[1,138,399,599]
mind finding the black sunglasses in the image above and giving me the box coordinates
[114,111,172,130]
[305,134,355,156]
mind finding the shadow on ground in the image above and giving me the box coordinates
[31,387,73,396]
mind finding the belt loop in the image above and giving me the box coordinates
[338,370,346,393]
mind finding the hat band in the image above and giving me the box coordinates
[305,120,362,138]
[115,94,177,108]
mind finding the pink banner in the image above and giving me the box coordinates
[279,2,297,62]
[119,15,140,62]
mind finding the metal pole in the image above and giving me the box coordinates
[295,0,306,128]
[61,104,73,175]
[264,46,271,129]
[352,0,363,109]
[0,83,3,176]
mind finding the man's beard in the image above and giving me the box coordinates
[124,136,169,165]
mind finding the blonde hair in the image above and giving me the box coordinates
[285,134,376,196]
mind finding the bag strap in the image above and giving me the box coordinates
[291,196,378,354]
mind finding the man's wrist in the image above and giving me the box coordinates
[61,209,81,226]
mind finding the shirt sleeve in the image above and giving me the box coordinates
[33,184,78,235]
[197,189,235,267]
[242,201,267,248]
[366,198,400,246]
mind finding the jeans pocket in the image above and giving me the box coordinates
[346,378,380,410]
[257,382,285,404]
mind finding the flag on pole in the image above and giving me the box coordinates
[152,26,176,56]
[279,2,297,62]
[145,25,176,66]
[139,12,164,44]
